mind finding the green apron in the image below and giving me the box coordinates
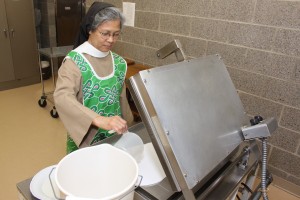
[66,51,126,153]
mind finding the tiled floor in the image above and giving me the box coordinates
[0,82,299,200]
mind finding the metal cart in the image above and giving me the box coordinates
[37,45,73,118]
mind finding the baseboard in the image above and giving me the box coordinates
[271,175,300,198]
[0,76,40,91]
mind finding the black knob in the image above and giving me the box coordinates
[250,118,259,126]
[254,115,263,122]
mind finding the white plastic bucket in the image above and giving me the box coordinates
[55,144,138,200]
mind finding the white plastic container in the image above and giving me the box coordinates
[40,60,51,80]
[55,144,138,200]
[113,132,144,163]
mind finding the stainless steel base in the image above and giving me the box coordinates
[129,123,266,200]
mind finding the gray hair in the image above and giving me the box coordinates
[91,7,125,31]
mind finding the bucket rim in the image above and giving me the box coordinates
[55,144,139,200]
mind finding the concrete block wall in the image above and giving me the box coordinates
[88,0,300,187]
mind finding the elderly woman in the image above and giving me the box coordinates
[54,2,133,153]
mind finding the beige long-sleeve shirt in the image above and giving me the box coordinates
[54,52,133,147]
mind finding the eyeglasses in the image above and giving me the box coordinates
[98,30,121,40]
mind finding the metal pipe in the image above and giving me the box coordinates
[248,173,272,200]
[240,166,259,200]
[261,138,269,200]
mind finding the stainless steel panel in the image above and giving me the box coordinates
[128,55,249,190]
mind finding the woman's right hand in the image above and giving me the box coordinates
[92,115,128,134]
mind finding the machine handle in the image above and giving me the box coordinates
[3,29,8,38]
[10,28,14,37]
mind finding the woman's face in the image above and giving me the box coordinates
[88,20,121,52]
